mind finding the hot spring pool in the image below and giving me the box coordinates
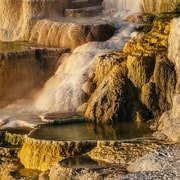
[29,121,154,141]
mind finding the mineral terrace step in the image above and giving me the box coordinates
[65,5,102,17]
[69,0,102,8]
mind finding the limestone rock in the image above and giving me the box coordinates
[29,20,115,50]
[18,136,96,171]
[142,0,180,13]
[85,65,131,123]
[0,0,69,41]
[153,17,180,143]
[88,140,160,165]
[84,51,138,123]
[65,6,102,18]
[127,144,180,175]
[141,82,160,116]
[153,54,176,113]
[168,17,180,94]
[153,95,180,142]
[127,55,155,89]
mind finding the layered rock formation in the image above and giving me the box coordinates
[0,0,114,50]
[18,136,96,171]
[85,13,179,123]
[29,20,115,50]
[0,0,69,41]
[0,47,69,107]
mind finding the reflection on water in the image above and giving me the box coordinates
[59,155,114,168]
[0,41,29,52]
[29,121,153,141]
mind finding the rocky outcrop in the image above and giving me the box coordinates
[88,139,161,165]
[153,17,180,142]
[85,13,178,123]
[142,0,180,13]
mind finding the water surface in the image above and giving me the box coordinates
[0,41,29,52]
[29,121,153,141]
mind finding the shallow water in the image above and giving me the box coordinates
[29,121,153,141]
[0,41,29,52]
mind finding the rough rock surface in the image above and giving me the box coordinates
[122,144,180,179]
[153,17,180,143]
[18,136,96,171]
[85,13,179,123]
[85,52,133,123]
[39,139,161,180]
[88,139,161,165]
[0,0,69,41]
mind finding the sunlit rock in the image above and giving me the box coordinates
[142,0,180,13]
[127,55,155,89]
[153,17,180,142]
[88,140,160,165]
[0,0,69,41]
[127,144,180,174]
[18,136,96,171]
[29,19,115,50]
[85,52,137,123]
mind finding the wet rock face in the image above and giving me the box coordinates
[0,48,69,107]
[85,51,136,123]
[0,0,69,41]
[85,14,178,123]
[29,20,115,50]
[18,137,96,171]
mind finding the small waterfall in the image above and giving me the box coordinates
[0,0,69,41]
[0,0,179,129]
[34,51,95,112]
[33,21,139,113]
[0,0,146,128]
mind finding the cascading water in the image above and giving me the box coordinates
[0,0,146,129]
[0,0,179,129]
[0,1,179,178]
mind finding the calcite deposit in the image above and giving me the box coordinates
[85,13,179,123]
[0,0,180,179]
